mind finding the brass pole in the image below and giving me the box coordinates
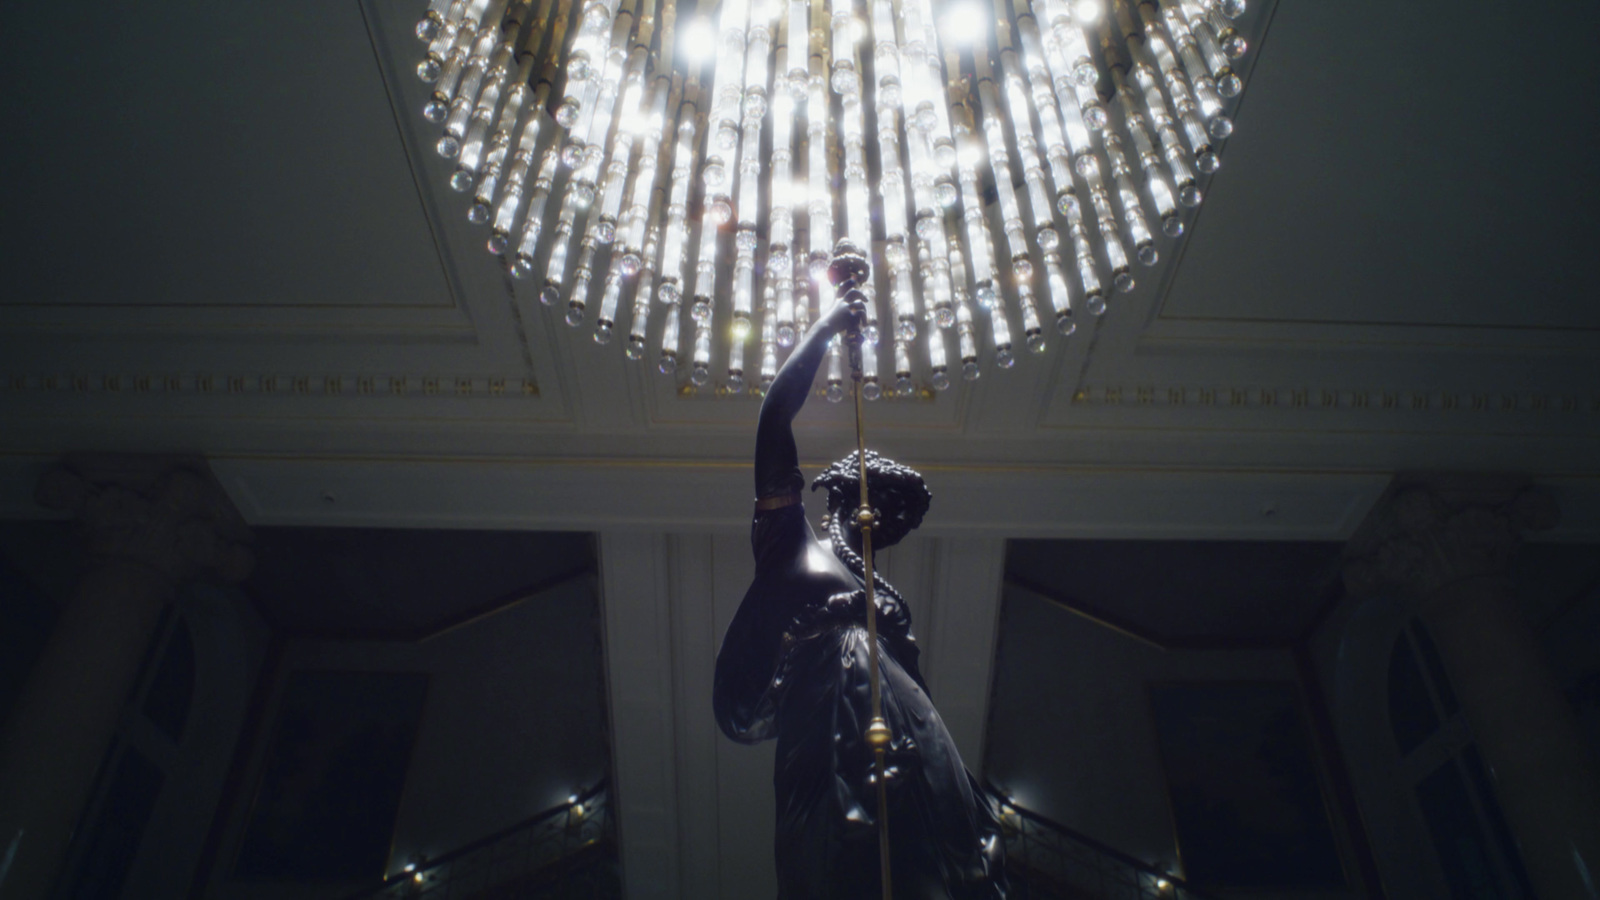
[848,322,893,900]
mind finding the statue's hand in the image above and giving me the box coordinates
[823,294,867,334]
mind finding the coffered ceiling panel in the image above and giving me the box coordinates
[1156,0,1600,331]
[0,2,453,312]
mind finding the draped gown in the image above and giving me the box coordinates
[712,305,1007,899]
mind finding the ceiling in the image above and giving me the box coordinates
[3,0,1598,546]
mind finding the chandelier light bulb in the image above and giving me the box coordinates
[407,0,1255,391]
[938,3,987,47]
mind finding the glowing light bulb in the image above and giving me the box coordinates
[1072,0,1103,24]
[682,19,716,65]
[938,3,987,47]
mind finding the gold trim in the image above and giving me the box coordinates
[754,492,802,511]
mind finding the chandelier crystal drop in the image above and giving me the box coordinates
[411,0,1252,395]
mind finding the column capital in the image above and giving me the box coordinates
[1343,476,1558,602]
[34,454,253,585]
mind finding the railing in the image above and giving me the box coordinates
[993,789,1222,900]
[346,782,619,900]
[342,778,1215,900]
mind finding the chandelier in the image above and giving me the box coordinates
[411,0,1251,398]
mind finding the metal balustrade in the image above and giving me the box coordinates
[346,783,619,900]
[343,778,1218,900]
[994,792,1221,900]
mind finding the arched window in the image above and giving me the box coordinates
[1386,620,1532,900]
[60,610,196,899]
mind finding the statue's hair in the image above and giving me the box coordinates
[809,451,929,629]
[810,450,932,545]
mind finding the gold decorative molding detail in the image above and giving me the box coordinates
[0,373,540,399]
[1067,384,1595,415]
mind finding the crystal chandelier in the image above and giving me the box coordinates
[412,0,1251,397]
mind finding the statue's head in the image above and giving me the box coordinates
[811,450,931,551]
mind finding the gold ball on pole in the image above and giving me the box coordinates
[866,717,891,750]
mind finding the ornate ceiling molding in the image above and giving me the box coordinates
[1,373,538,399]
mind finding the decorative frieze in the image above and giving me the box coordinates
[0,373,540,398]
[1069,384,1593,414]
[3,373,1595,414]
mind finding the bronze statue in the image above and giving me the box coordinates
[713,270,1008,898]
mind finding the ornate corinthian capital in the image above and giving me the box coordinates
[1343,478,1558,601]
[34,454,253,584]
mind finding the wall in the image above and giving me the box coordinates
[1518,544,1600,765]
[986,582,1361,900]
[200,572,609,900]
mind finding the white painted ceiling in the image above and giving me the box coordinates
[2,0,1597,539]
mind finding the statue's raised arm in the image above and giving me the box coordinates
[753,299,857,502]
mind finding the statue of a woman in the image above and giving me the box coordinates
[713,298,1008,899]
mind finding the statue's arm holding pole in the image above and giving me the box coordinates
[754,298,860,500]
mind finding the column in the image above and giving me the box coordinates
[1345,480,1600,900]
[0,456,251,900]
